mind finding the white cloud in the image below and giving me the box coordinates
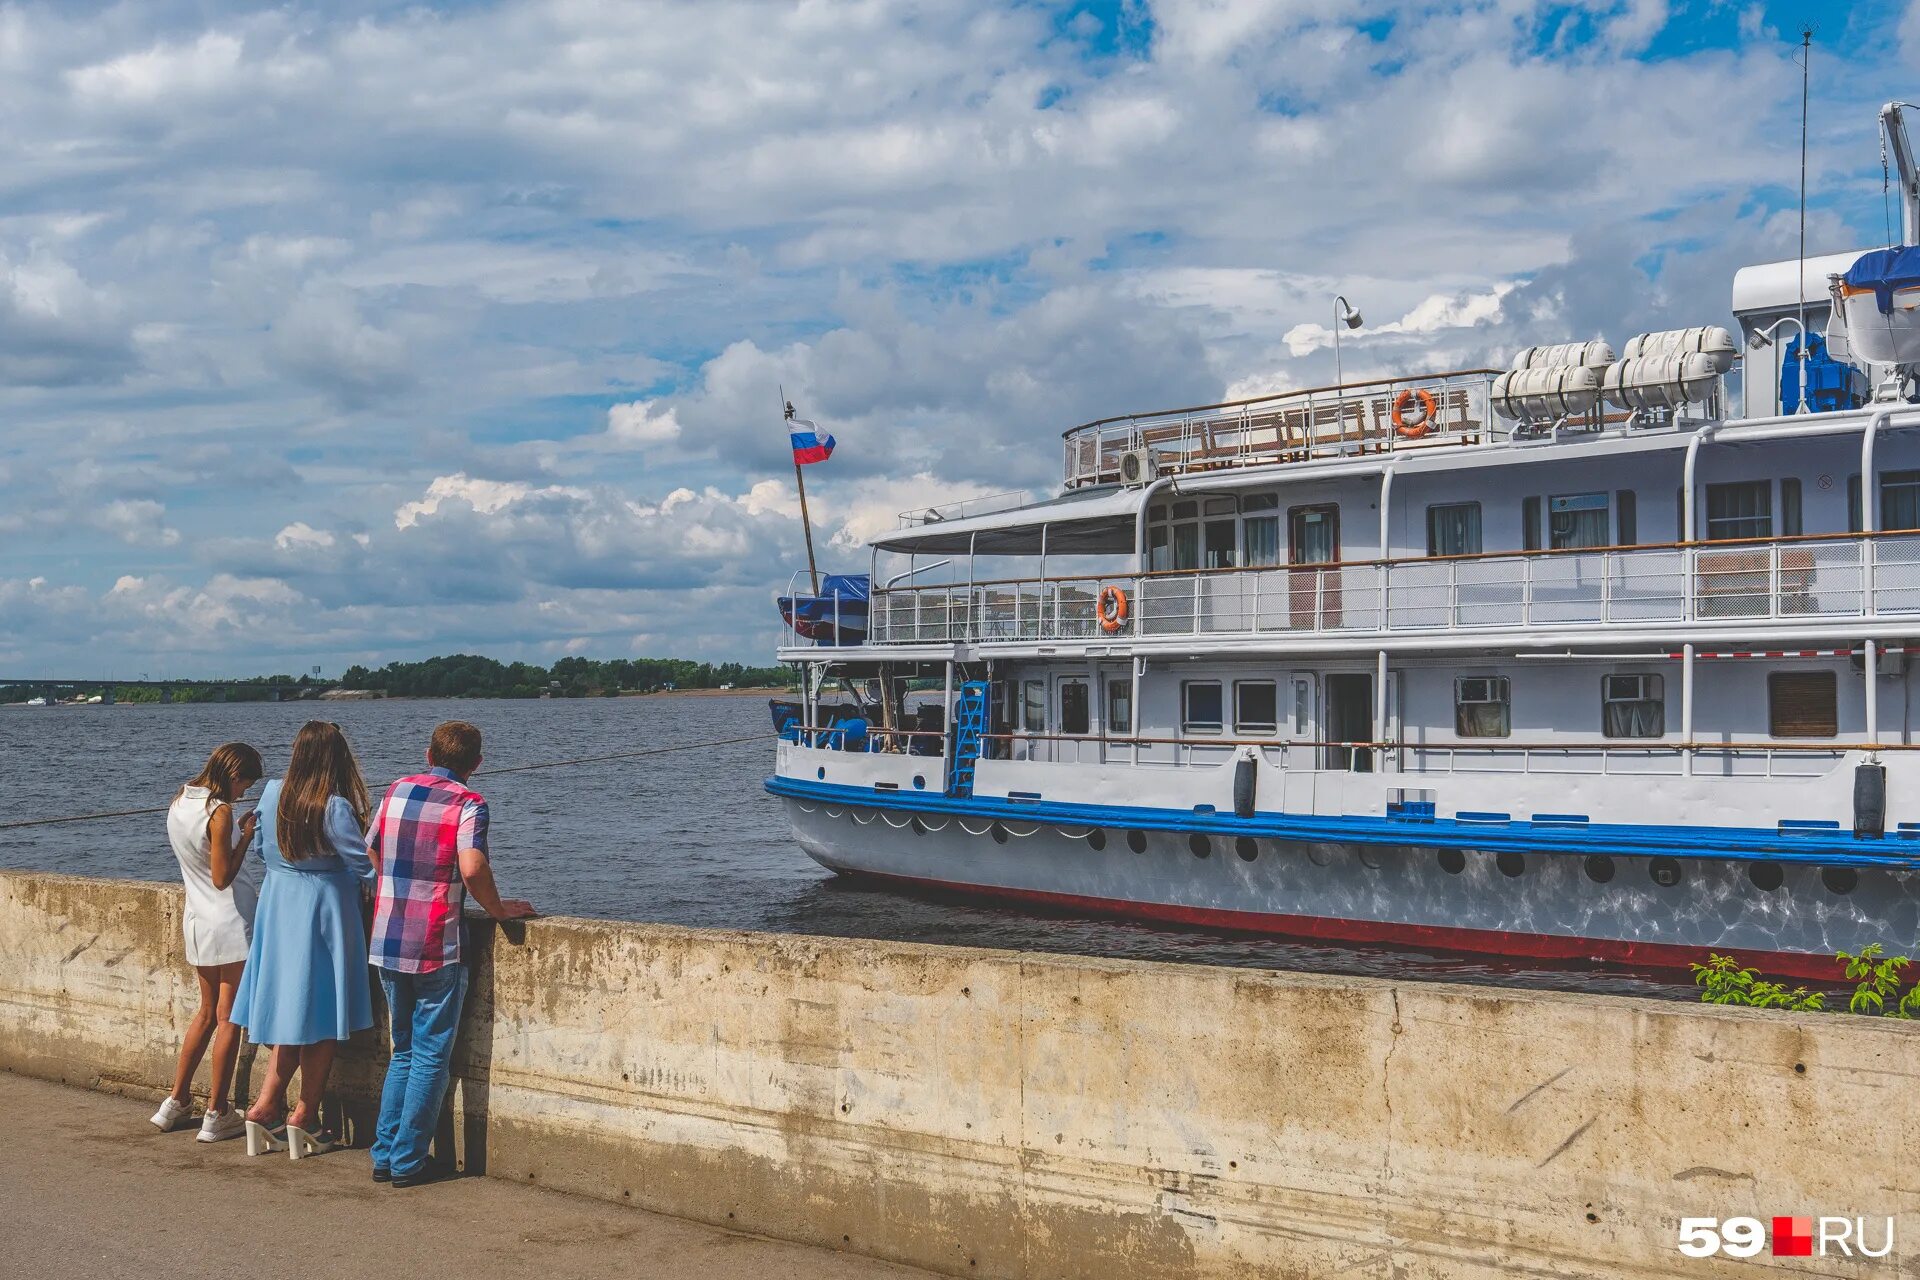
[395,474,544,529]
[606,399,682,446]
[274,521,335,550]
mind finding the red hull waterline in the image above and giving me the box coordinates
[846,868,1853,985]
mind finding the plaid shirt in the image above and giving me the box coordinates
[368,767,488,973]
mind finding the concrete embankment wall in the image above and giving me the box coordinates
[2,868,1916,1278]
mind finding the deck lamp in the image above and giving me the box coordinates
[1333,295,1363,390]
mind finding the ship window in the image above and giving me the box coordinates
[1426,502,1482,557]
[1148,524,1171,572]
[1549,492,1609,550]
[1704,481,1771,541]
[1182,681,1224,734]
[1172,523,1200,571]
[1244,514,1281,566]
[1204,519,1237,569]
[1781,478,1802,537]
[1601,674,1665,738]
[1615,490,1637,544]
[1454,676,1510,738]
[1234,681,1279,735]
[1769,671,1837,738]
[1171,501,1197,519]
[1849,475,1861,532]
[1242,493,1280,511]
[1021,680,1046,733]
[1105,679,1132,735]
[1882,471,1920,531]
[1522,496,1542,551]
[1204,497,1238,517]
[1059,682,1089,736]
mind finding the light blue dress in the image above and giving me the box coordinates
[232,781,376,1045]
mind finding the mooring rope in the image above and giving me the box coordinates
[0,733,773,832]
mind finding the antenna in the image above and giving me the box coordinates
[1795,25,1812,412]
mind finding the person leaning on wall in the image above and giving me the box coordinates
[365,720,534,1187]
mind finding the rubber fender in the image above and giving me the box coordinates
[1855,762,1887,839]
[1233,750,1257,819]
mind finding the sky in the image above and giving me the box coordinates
[0,0,1916,677]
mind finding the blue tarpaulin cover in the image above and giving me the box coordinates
[1843,246,1920,313]
[777,574,870,645]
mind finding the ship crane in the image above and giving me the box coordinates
[1884,100,1918,247]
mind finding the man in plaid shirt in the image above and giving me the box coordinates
[366,720,533,1186]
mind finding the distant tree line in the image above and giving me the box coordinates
[0,675,330,705]
[339,653,793,699]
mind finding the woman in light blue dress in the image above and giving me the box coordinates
[234,720,376,1158]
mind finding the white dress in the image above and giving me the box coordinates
[166,786,262,967]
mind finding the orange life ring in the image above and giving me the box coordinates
[1097,585,1129,633]
[1392,388,1437,438]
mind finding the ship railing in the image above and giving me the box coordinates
[897,490,1033,528]
[982,733,1867,779]
[867,530,1920,644]
[1059,369,1503,490]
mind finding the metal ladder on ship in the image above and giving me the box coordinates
[945,680,988,798]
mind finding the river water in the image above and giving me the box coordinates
[0,694,1691,999]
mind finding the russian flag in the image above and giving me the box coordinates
[789,416,835,466]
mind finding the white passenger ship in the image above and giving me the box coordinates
[767,103,1920,978]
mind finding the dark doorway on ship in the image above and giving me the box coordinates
[1323,673,1374,772]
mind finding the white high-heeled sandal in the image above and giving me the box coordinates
[287,1123,342,1159]
[244,1120,287,1155]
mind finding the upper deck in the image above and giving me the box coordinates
[1059,368,1504,490]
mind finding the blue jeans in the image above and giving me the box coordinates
[372,964,468,1177]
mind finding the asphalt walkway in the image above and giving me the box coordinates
[0,1071,928,1280]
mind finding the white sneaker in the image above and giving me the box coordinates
[150,1095,193,1131]
[196,1109,247,1143]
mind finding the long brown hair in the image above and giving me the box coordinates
[178,742,264,805]
[276,721,370,861]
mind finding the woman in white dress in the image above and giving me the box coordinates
[152,741,265,1142]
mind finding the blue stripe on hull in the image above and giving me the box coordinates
[764,775,1920,870]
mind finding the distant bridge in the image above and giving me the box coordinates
[0,677,343,704]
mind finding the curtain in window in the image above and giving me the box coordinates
[1172,524,1200,570]
[1022,681,1045,732]
[1455,702,1509,737]
[1882,472,1920,531]
[1427,504,1481,556]
[1603,699,1664,737]
[1244,516,1281,566]
[1549,495,1609,549]
[1705,481,1771,541]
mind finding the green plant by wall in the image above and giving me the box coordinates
[1692,944,1920,1017]
[1688,954,1825,1012]
[1836,944,1920,1018]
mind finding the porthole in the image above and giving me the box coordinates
[1358,848,1385,870]
[1583,855,1615,884]
[1496,851,1526,879]
[1306,845,1335,867]
[911,817,926,836]
[912,775,926,790]
[1822,866,1858,895]
[816,767,826,780]
[990,822,1008,845]
[1235,837,1258,862]
[1087,829,1108,852]
[1188,834,1212,859]
[1127,830,1147,854]
[1437,848,1465,875]
[1748,862,1784,892]
[1649,857,1683,889]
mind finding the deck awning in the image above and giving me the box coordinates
[871,485,1144,556]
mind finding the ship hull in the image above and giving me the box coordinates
[778,794,1919,982]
